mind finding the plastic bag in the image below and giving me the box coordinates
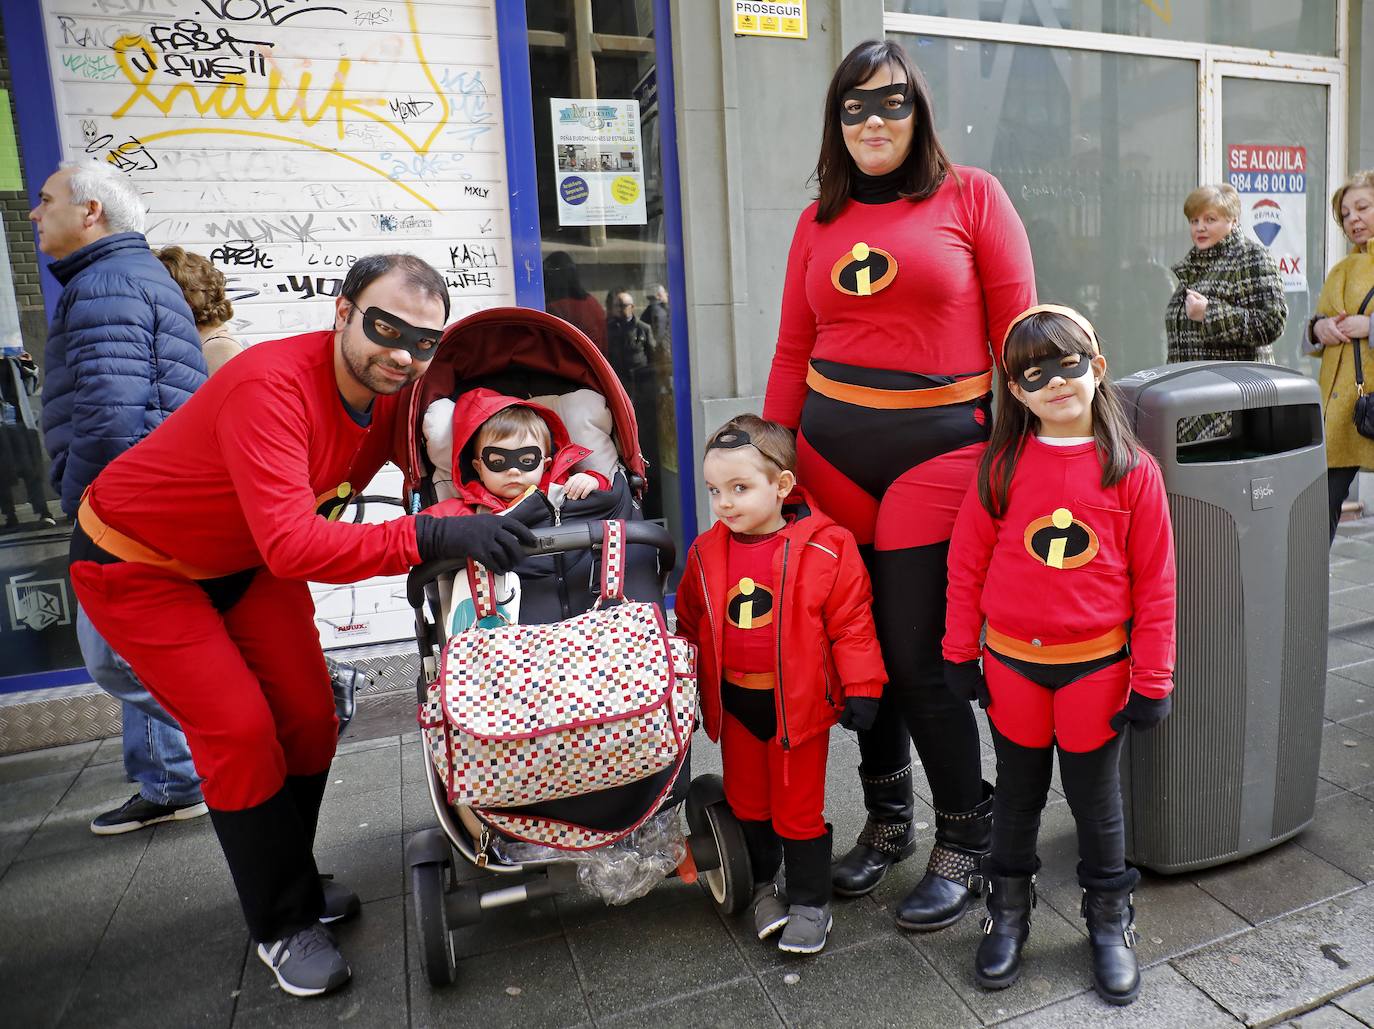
[491,810,686,905]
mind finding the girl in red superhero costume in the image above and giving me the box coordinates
[674,415,886,955]
[763,38,1036,925]
[944,306,1176,1006]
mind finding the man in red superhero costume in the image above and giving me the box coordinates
[68,254,534,998]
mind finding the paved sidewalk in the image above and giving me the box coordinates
[6,519,1374,1027]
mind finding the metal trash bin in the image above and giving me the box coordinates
[1114,361,1328,873]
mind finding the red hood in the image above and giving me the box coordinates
[449,388,592,509]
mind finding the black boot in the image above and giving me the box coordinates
[209,786,325,943]
[1082,869,1142,1006]
[738,819,784,883]
[974,873,1035,989]
[832,764,917,897]
[895,780,993,931]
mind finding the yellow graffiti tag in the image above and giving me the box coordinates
[109,0,451,156]
[131,127,440,212]
[1140,0,1172,24]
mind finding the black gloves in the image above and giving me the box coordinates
[1109,692,1172,733]
[839,696,880,732]
[414,513,536,573]
[945,659,990,708]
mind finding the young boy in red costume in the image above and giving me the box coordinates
[674,414,886,954]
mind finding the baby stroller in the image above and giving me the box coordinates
[396,308,752,987]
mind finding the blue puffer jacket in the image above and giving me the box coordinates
[41,233,207,517]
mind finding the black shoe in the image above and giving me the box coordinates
[38,513,57,528]
[257,924,351,997]
[975,873,1035,989]
[319,875,360,924]
[895,781,993,931]
[832,764,917,897]
[1082,872,1142,1006]
[90,793,208,835]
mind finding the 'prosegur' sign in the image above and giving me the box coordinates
[733,1,807,39]
[1227,144,1308,293]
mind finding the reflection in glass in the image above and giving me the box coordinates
[885,1,1337,56]
[894,34,1197,374]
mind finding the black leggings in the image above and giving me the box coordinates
[988,722,1126,888]
[1329,466,1359,543]
[857,541,984,813]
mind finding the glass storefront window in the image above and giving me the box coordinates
[891,33,1198,375]
[886,2,1338,57]
[526,2,683,552]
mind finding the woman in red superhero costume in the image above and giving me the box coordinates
[944,306,1175,1005]
[763,38,1036,927]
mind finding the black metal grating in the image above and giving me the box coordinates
[1128,495,1245,868]
[1272,476,1330,838]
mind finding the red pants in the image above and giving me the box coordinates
[720,714,829,839]
[71,559,336,810]
[984,651,1130,754]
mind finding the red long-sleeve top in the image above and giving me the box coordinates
[943,437,1176,699]
[763,166,1036,428]
[86,330,421,584]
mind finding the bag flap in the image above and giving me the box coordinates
[440,601,678,740]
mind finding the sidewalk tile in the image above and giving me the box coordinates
[0,740,95,785]
[327,742,401,796]
[1190,843,1361,925]
[1318,723,1374,791]
[1276,1004,1371,1027]
[316,783,403,847]
[1325,658,1374,686]
[1326,601,1367,632]
[89,736,123,767]
[14,759,150,863]
[1325,638,1374,672]
[0,769,75,836]
[1323,674,1374,722]
[316,831,405,907]
[409,933,590,1029]
[600,977,783,1028]
[235,895,407,1027]
[759,936,977,1028]
[1171,884,1374,1026]
[1332,980,1374,1022]
[1293,792,1374,882]
[564,891,744,1021]
[995,964,1240,1027]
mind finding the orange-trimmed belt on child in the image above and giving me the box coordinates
[805,363,994,410]
[77,496,222,580]
[984,624,1128,666]
[724,669,777,691]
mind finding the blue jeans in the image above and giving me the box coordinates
[75,604,203,807]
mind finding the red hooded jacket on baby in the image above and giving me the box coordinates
[430,388,608,516]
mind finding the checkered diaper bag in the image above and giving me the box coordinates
[418,521,698,849]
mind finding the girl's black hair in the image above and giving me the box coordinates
[813,39,956,224]
[978,311,1141,517]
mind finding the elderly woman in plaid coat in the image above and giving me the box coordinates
[1165,183,1287,440]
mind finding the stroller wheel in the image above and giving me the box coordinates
[686,776,753,915]
[412,860,457,986]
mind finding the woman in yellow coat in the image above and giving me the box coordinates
[1308,170,1374,541]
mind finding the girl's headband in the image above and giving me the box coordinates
[1001,304,1101,365]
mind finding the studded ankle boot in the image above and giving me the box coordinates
[895,781,992,931]
[832,764,918,897]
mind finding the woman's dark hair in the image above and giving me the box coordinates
[543,250,589,301]
[341,253,450,321]
[978,311,1141,517]
[814,39,955,223]
[156,246,232,328]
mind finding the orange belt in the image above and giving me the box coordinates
[77,497,222,580]
[984,624,1128,666]
[805,363,994,410]
[724,669,777,691]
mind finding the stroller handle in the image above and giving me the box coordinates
[406,520,676,609]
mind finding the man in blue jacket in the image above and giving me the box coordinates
[32,160,208,833]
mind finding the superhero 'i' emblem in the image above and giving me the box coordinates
[830,241,898,297]
[315,482,355,522]
[726,577,775,629]
[1023,507,1100,570]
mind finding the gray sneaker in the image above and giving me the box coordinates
[750,882,789,940]
[257,924,351,997]
[777,903,833,954]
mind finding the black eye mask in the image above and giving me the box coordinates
[480,445,544,474]
[1017,354,1092,392]
[839,83,914,125]
[357,304,443,360]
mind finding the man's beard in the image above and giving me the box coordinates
[344,346,413,395]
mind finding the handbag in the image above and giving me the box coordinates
[1347,284,1374,440]
[419,519,698,850]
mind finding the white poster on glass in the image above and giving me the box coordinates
[551,98,647,226]
[1227,144,1308,293]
